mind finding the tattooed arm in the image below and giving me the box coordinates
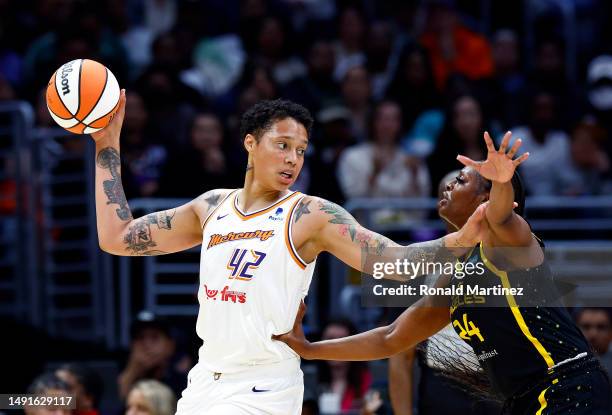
[91,91,226,256]
[295,196,488,281]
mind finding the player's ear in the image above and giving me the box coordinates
[244,134,257,153]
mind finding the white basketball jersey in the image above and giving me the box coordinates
[196,189,316,373]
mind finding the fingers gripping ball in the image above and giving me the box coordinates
[46,59,121,134]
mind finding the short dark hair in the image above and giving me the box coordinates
[58,363,104,408]
[574,307,612,325]
[239,99,313,141]
[28,372,70,394]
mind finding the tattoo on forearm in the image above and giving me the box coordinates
[122,209,175,255]
[402,238,456,269]
[294,200,311,223]
[318,200,390,256]
[147,210,176,230]
[97,147,132,221]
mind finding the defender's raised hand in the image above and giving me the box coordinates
[457,131,529,183]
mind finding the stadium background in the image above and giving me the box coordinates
[1,0,612,413]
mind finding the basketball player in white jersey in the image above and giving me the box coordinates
[91,91,487,414]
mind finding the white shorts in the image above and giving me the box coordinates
[176,358,303,415]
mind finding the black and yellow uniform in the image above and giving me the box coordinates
[449,241,611,414]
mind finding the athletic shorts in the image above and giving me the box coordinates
[503,355,611,414]
[176,358,304,415]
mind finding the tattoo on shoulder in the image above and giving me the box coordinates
[294,199,311,223]
[123,209,175,255]
[97,147,132,221]
[205,193,221,207]
[197,191,223,214]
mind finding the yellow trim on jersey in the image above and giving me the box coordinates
[285,196,307,269]
[479,244,556,369]
[535,386,549,415]
[232,191,300,220]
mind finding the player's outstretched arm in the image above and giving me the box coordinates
[90,91,222,256]
[274,297,449,361]
[303,197,488,280]
[457,131,532,247]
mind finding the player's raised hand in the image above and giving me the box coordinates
[457,131,529,183]
[272,300,310,357]
[91,89,126,143]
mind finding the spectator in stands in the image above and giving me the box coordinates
[217,62,279,117]
[575,308,612,375]
[118,311,192,400]
[585,55,612,157]
[134,64,200,146]
[340,65,372,143]
[385,43,441,132]
[308,106,356,203]
[25,372,72,415]
[510,90,572,195]
[55,363,103,415]
[338,100,430,200]
[556,120,612,195]
[527,38,578,125]
[283,39,340,114]
[159,112,238,197]
[119,91,167,198]
[252,16,306,86]
[364,21,398,100]
[488,29,527,130]
[427,94,489,192]
[126,380,176,415]
[316,319,372,414]
[333,7,366,81]
[419,0,494,91]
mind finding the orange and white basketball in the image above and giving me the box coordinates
[46,59,120,134]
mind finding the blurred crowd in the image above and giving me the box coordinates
[2,0,612,208]
[21,307,612,415]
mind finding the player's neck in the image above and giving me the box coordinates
[240,180,288,213]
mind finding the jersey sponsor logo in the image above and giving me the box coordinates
[217,213,229,220]
[208,230,275,248]
[268,207,284,221]
[476,349,499,362]
[203,284,246,303]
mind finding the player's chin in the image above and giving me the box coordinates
[276,175,296,188]
[437,197,449,213]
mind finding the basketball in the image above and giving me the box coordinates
[46,59,120,134]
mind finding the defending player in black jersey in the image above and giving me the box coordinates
[276,132,611,414]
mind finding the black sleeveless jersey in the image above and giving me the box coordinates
[448,242,590,399]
